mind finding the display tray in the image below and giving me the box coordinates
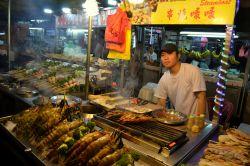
[15,87,39,98]
[0,116,45,166]
[89,94,130,110]
[50,95,82,105]
[152,109,188,125]
[116,102,163,114]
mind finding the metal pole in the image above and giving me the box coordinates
[120,60,125,90]
[85,16,92,100]
[7,0,11,71]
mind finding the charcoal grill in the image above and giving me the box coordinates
[93,113,189,155]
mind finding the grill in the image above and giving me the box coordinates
[94,113,189,155]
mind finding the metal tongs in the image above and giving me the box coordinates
[100,91,120,97]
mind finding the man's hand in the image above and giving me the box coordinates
[157,98,167,112]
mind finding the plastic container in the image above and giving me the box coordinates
[187,115,195,130]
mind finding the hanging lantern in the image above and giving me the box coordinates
[84,0,99,16]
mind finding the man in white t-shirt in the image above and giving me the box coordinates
[154,43,206,116]
[144,45,157,62]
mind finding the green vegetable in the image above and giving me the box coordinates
[86,121,96,131]
[57,143,68,155]
[73,128,83,140]
[78,125,89,134]
[64,137,75,148]
[113,153,134,166]
[131,152,140,161]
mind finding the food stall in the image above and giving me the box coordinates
[0,0,249,166]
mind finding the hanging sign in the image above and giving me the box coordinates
[129,0,236,25]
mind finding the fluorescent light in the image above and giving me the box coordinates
[181,31,238,38]
[29,28,43,30]
[180,31,226,36]
[0,32,5,35]
[82,3,87,8]
[108,0,117,6]
[62,7,71,14]
[128,0,144,4]
[84,0,99,16]
[43,8,53,14]
[70,29,88,33]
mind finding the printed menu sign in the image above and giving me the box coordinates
[130,0,236,25]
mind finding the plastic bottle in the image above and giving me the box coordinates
[187,115,195,130]
[198,114,205,129]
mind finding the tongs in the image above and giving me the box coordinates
[105,98,127,105]
[138,99,149,106]
[101,91,120,97]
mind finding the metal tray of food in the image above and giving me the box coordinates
[116,103,163,114]
[50,95,82,105]
[151,109,188,125]
[15,87,39,98]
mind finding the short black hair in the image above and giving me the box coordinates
[161,43,179,54]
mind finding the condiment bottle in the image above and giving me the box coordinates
[198,114,205,129]
[187,115,194,130]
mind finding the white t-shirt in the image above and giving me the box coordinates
[144,52,157,61]
[154,63,206,115]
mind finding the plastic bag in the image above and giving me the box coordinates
[107,30,131,60]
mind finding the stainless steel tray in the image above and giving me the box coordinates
[116,103,163,114]
[152,109,188,125]
[50,95,82,105]
[15,87,39,98]
[0,116,45,166]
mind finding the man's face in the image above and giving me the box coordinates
[161,51,179,69]
[149,47,154,54]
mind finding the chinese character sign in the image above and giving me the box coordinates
[130,0,236,25]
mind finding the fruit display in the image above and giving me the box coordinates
[229,55,240,65]
[180,47,240,66]
[211,51,222,60]
[180,48,210,60]
[1,102,140,166]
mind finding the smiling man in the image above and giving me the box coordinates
[154,43,207,116]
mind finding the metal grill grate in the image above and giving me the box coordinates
[95,113,188,147]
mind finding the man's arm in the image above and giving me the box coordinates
[194,91,206,115]
[157,98,167,111]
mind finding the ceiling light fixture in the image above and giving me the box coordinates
[108,0,117,6]
[181,31,238,38]
[62,7,71,14]
[83,0,99,16]
[128,0,144,4]
[43,8,53,14]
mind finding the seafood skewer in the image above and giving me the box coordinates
[98,148,127,166]
[66,134,111,166]
[36,120,82,151]
[86,143,118,166]
[64,131,104,163]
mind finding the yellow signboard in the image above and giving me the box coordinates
[129,0,236,25]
